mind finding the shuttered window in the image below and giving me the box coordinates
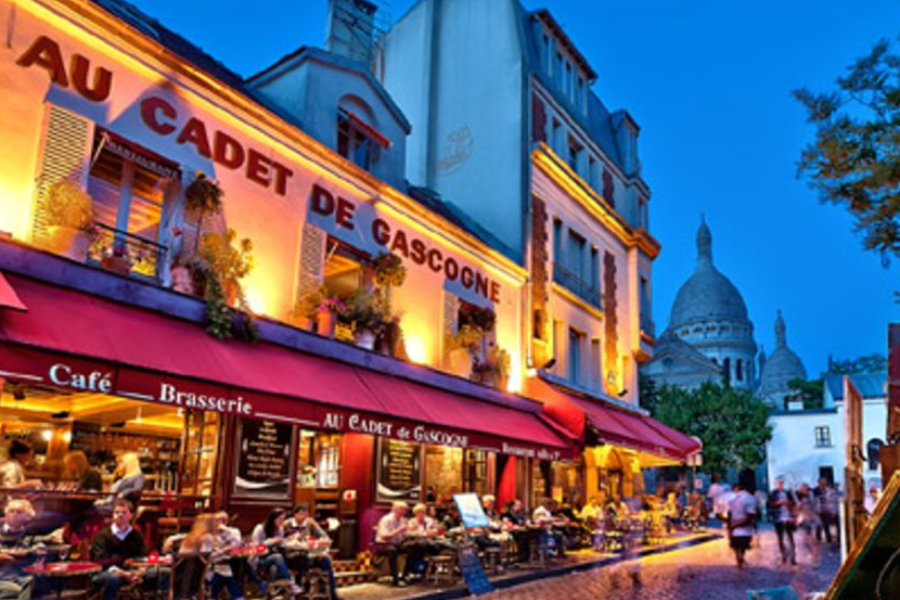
[297,222,327,301]
[31,105,92,244]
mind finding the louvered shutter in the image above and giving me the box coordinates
[31,104,93,245]
[297,222,326,300]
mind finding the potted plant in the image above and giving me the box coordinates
[445,325,482,378]
[373,252,407,289]
[377,315,408,359]
[184,172,223,251]
[170,253,195,295]
[99,244,133,275]
[43,181,97,259]
[316,293,345,338]
[197,229,253,307]
[343,289,390,350]
[473,345,512,390]
[460,303,496,334]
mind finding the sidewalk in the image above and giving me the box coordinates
[340,531,721,600]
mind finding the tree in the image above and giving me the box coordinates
[827,353,888,374]
[786,377,825,410]
[651,381,772,476]
[639,374,662,415]
[794,35,900,262]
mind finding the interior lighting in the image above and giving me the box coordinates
[41,429,52,442]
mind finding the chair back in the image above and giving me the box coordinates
[169,552,209,600]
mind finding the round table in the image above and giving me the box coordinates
[124,556,173,569]
[23,562,101,600]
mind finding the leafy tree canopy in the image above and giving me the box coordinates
[827,353,888,375]
[794,35,900,262]
[786,377,825,410]
[648,381,772,476]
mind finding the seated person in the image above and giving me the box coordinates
[440,504,462,534]
[90,499,149,600]
[0,441,40,491]
[404,503,443,577]
[501,499,534,563]
[0,499,64,600]
[471,496,503,551]
[63,451,102,492]
[185,513,247,600]
[94,453,144,514]
[532,498,565,556]
[285,503,341,600]
[249,509,302,596]
[375,501,409,587]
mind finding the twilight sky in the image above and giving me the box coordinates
[129,0,900,376]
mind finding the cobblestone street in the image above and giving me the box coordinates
[492,527,840,600]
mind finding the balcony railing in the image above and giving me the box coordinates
[553,264,601,309]
[91,223,168,281]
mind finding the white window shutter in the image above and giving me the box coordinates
[31,104,93,244]
[297,222,326,300]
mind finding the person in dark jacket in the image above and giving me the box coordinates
[63,451,102,491]
[91,499,148,600]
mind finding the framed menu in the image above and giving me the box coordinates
[375,438,422,504]
[234,419,294,498]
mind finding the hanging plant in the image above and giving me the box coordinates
[459,303,496,333]
[373,252,407,288]
[184,172,224,214]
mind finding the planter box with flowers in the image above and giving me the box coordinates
[472,345,512,391]
[445,325,483,379]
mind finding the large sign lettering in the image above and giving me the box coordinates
[309,183,502,304]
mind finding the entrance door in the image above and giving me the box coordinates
[819,466,835,486]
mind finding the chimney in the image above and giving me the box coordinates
[326,0,379,66]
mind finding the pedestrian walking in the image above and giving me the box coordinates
[768,478,797,565]
[813,478,839,545]
[726,481,758,569]
[795,483,820,565]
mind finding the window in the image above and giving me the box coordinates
[602,169,615,208]
[566,228,586,277]
[323,237,368,298]
[552,218,563,265]
[736,359,743,382]
[564,61,573,96]
[567,136,583,173]
[297,431,341,489]
[590,247,600,293]
[639,276,653,335]
[576,76,585,110]
[541,34,551,71]
[722,358,731,384]
[87,132,178,278]
[552,119,564,155]
[337,110,380,171]
[555,52,564,87]
[815,426,832,448]
[591,338,601,390]
[868,439,885,471]
[588,156,598,190]
[568,327,583,384]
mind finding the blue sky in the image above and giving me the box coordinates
[130,0,900,376]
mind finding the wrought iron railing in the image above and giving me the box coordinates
[553,264,601,309]
[90,222,167,280]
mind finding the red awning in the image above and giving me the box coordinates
[526,377,699,461]
[0,271,26,312]
[0,274,571,459]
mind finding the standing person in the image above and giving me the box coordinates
[813,478,839,545]
[0,441,39,491]
[726,482,758,569]
[90,500,149,600]
[768,478,797,565]
[375,501,409,588]
[864,484,882,515]
[795,483,820,564]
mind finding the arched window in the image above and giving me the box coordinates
[868,438,885,472]
[337,95,384,171]
[722,357,731,384]
[736,359,743,381]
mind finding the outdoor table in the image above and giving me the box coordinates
[24,561,101,600]
[124,555,174,569]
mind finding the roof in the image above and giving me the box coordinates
[825,372,887,401]
[758,311,807,395]
[532,9,597,80]
[521,7,634,179]
[246,46,412,134]
[669,220,751,328]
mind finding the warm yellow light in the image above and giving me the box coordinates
[62,431,72,443]
[41,429,52,442]
[404,334,428,365]
[243,286,269,316]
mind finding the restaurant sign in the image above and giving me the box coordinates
[0,345,570,460]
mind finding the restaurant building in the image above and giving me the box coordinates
[0,0,698,559]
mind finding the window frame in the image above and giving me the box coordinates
[815,426,832,448]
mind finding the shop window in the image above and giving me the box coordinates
[462,449,489,496]
[87,131,178,278]
[297,430,342,489]
[425,445,463,503]
[815,426,832,448]
[323,237,371,299]
[531,460,550,507]
[337,109,380,171]
[0,381,217,502]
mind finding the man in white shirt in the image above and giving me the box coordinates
[726,483,758,569]
[375,502,409,587]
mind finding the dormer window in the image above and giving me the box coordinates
[337,107,389,171]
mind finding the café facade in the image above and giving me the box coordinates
[0,0,698,558]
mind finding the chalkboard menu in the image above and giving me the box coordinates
[234,419,293,497]
[376,439,422,503]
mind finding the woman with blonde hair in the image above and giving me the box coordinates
[63,450,102,491]
[95,452,144,513]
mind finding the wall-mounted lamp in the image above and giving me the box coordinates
[617,389,629,398]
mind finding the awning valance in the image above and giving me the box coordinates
[0,274,572,460]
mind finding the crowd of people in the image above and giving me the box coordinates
[706,475,874,569]
[0,495,344,600]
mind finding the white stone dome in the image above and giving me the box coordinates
[759,311,807,397]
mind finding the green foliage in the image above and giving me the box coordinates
[198,229,254,292]
[184,172,224,215]
[651,381,772,475]
[446,325,483,353]
[828,353,887,374]
[459,304,496,333]
[203,275,234,340]
[639,374,662,415]
[342,289,391,334]
[794,36,900,262]
[786,377,825,409]
[193,229,257,342]
[373,252,407,288]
